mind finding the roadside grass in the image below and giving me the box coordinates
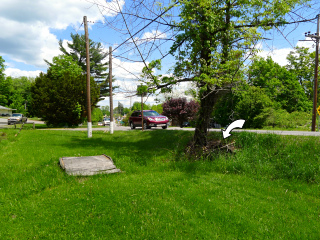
[0,129,319,239]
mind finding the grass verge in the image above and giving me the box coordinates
[0,129,319,239]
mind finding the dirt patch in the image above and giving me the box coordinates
[0,132,7,141]
[185,139,237,159]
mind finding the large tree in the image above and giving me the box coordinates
[0,56,10,106]
[93,0,315,146]
[146,0,312,146]
[0,57,33,114]
[31,55,100,126]
[286,46,317,101]
[47,33,117,97]
[248,56,311,112]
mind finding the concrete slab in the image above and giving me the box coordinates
[59,154,121,176]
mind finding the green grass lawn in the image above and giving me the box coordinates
[0,129,319,239]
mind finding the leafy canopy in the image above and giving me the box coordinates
[31,55,100,126]
[162,98,199,126]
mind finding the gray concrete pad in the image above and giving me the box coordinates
[59,154,121,176]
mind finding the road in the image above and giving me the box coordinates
[1,118,320,136]
[0,117,44,126]
[40,125,320,136]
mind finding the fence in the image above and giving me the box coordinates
[0,121,35,130]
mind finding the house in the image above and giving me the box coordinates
[0,105,16,116]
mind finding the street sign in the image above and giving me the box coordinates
[317,106,320,115]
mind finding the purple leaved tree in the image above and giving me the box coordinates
[162,98,199,127]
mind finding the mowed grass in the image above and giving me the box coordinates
[0,129,320,239]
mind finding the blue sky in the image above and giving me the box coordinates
[0,0,319,108]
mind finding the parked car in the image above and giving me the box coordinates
[181,122,190,128]
[103,117,110,126]
[129,110,169,129]
[7,113,27,125]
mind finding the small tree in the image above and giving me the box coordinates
[162,98,199,127]
[234,86,274,128]
[101,105,110,116]
[92,108,104,123]
[31,55,100,126]
[131,101,150,111]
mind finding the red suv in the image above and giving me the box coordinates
[129,110,169,129]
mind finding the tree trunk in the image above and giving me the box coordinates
[193,1,231,147]
[193,86,227,146]
[193,89,215,146]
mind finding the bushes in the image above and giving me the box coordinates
[209,132,320,183]
[213,84,311,129]
[264,109,311,129]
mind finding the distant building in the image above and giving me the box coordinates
[0,105,16,116]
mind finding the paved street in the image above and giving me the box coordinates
[1,117,320,136]
[40,125,320,136]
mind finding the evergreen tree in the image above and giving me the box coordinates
[31,55,100,126]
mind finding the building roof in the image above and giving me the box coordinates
[0,105,16,110]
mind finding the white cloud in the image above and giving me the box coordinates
[255,38,316,67]
[5,68,43,78]
[296,38,315,49]
[140,30,167,42]
[0,0,123,68]
[257,47,292,66]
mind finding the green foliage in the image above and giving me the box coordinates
[234,86,274,128]
[123,107,130,115]
[212,90,236,125]
[248,56,311,112]
[264,109,311,129]
[122,110,133,126]
[100,105,110,116]
[117,101,124,115]
[138,0,309,146]
[0,64,34,115]
[0,56,8,106]
[151,103,163,114]
[137,85,148,96]
[131,101,150,111]
[58,33,108,81]
[31,55,100,126]
[1,130,320,239]
[48,55,83,79]
[56,33,117,97]
[286,46,315,101]
[91,107,104,123]
[0,76,12,107]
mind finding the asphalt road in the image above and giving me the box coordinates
[0,117,44,125]
[1,118,320,136]
[40,125,320,136]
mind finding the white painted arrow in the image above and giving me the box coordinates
[222,119,246,139]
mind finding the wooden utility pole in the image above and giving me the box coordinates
[84,16,92,138]
[303,14,320,131]
[109,46,114,134]
[141,95,144,131]
[312,15,320,131]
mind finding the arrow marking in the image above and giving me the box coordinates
[222,119,246,139]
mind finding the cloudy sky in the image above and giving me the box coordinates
[0,0,319,107]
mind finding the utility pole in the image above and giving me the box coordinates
[141,94,144,131]
[109,46,114,134]
[305,14,320,131]
[84,16,92,138]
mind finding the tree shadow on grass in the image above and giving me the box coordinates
[54,130,193,168]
